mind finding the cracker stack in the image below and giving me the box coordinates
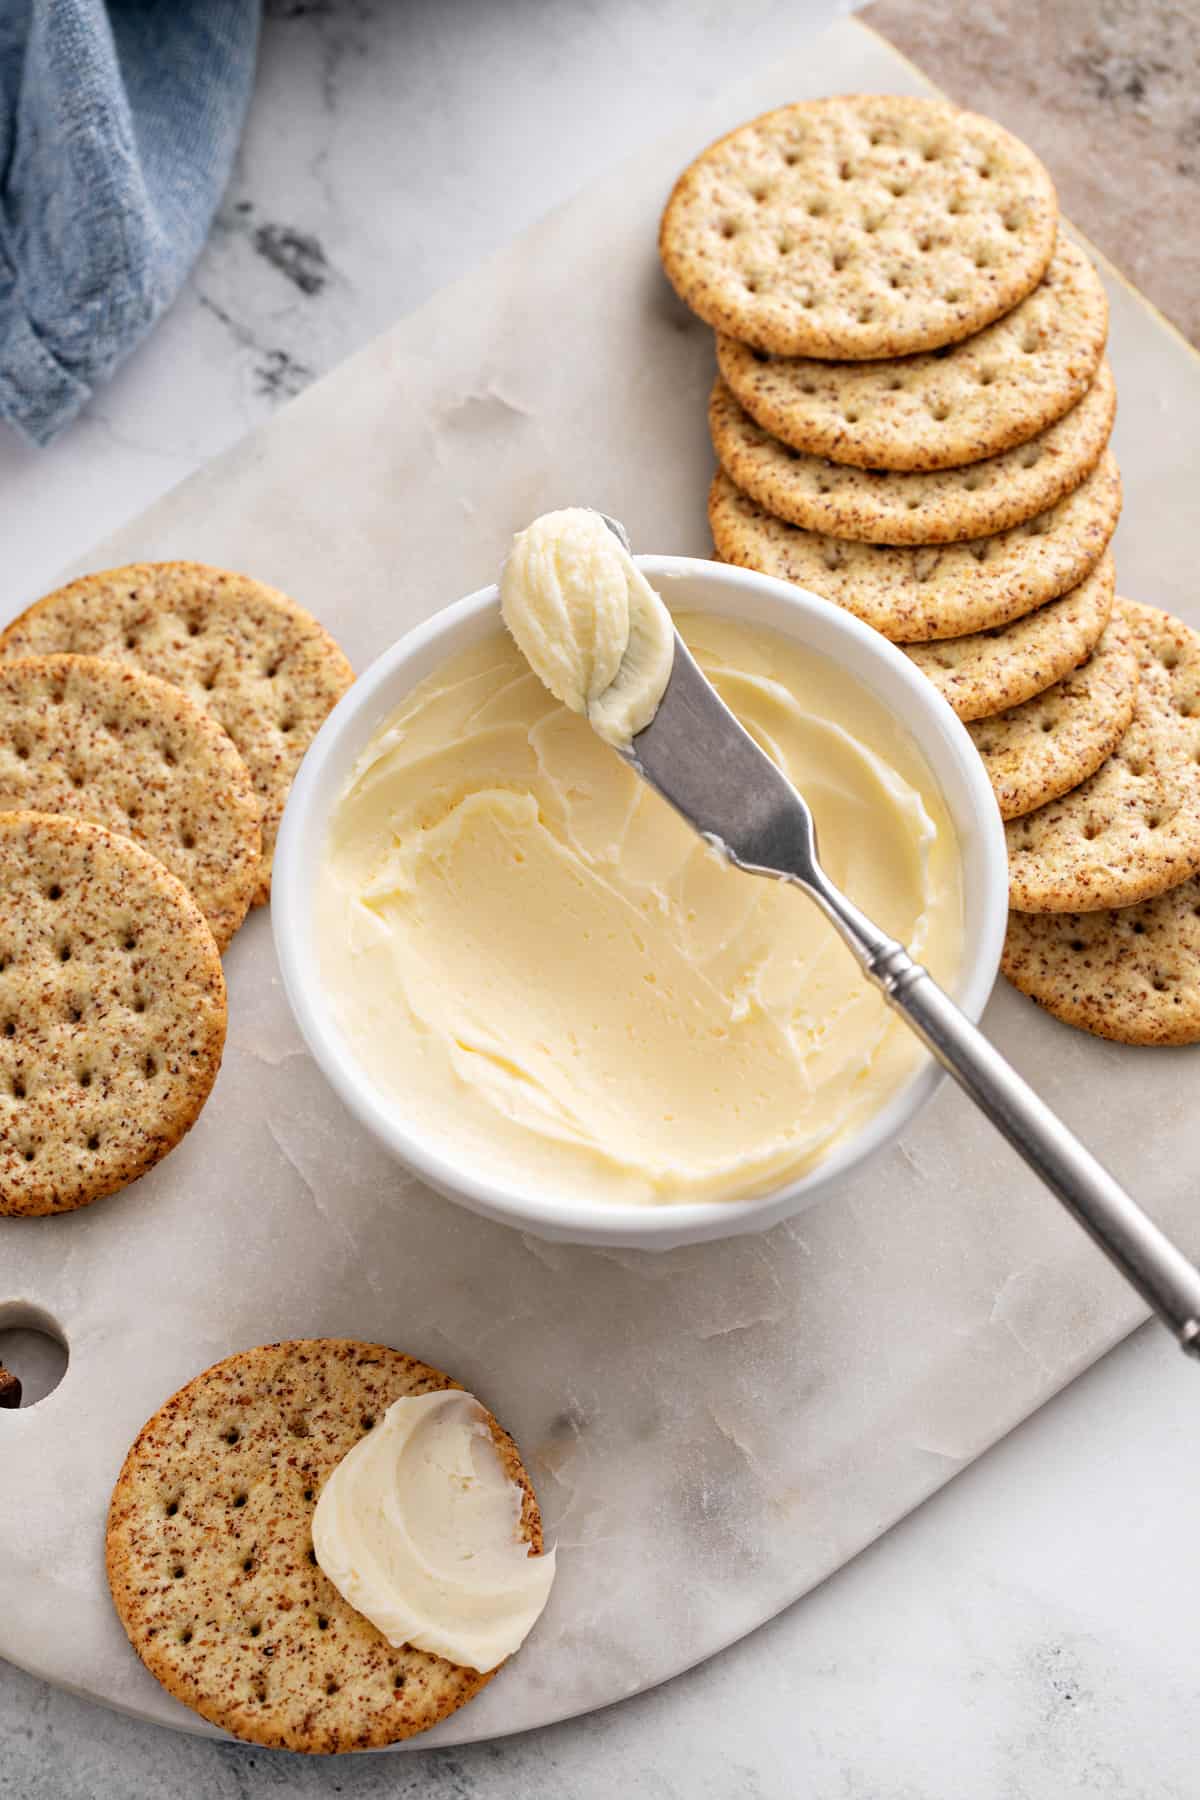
[0,563,354,1212]
[660,96,1200,1044]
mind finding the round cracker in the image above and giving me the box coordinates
[967,618,1139,820]
[1007,601,1200,912]
[0,564,355,906]
[717,235,1107,470]
[903,554,1114,721]
[0,811,226,1217]
[659,95,1058,359]
[0,656,261,951]
[708,451,1121,642]
[1002,875,1200,1046]
[708,361,1115,545]
[106,1339,547,1754]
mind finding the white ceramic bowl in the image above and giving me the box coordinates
[273,557,1007,1249]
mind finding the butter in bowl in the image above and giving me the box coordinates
[274,516,1005,1248]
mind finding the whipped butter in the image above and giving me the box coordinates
[317,605,962,1206]
[312,1391,555,1672]
[500,508,673,745]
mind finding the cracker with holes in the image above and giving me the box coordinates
[659,95,1058,359]
[0,812,226,1217]
[0,656,261,951]
[967,619,1139,821]
[1007,602,1200,911]
[708,361,1115,546]
[106,1339,546,1753]
[708,450,1121,642]
[1003,874,1200,1046]
[903,554,1114,721]
[717,235,1106,471]
[0,564,354,905]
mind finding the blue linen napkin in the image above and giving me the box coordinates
[0,0,260,446]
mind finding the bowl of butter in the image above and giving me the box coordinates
[274,515,1007,1248]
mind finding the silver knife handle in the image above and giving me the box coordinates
[793,865,1200,1355]
[870,938,1200,1355]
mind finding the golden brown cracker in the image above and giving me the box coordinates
[716,235,1106,470]
[0,564,354,904]
[708,451,1121,642]
[0,655,260,950]
[708,362,1115,545]
[0,811,226,1216]
[106,1339,547,1753]
[1007,601,1200,912]
[660,95,1057,357]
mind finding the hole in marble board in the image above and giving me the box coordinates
[0,1303,69,1408]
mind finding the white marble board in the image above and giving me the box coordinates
[2,18,1199,1749]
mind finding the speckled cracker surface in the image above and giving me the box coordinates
[716,235,1106,470]
[0,564,355,905]
[1007,601,1200,912]
[106,1340,546,1754]
[708,362,1115,545]
[0,656,261,951]
[708,450,1120,642]
[1003,875,1200,1046]
[0,811,226,1217]
[659,95,1058,358]
[904,555,1114,721]
[968,619,1139,820]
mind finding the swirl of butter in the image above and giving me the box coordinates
[311,1391,555,1673]
[500,507,674,745]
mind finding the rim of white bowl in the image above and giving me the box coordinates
[273,556,1008,1247]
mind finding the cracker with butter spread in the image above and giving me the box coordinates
[106,1339,545,1754]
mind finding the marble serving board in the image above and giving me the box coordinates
[3,17,1199,1750]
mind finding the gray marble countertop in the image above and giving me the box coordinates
[863,0,1200,348]
[2,3,1199,1795]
